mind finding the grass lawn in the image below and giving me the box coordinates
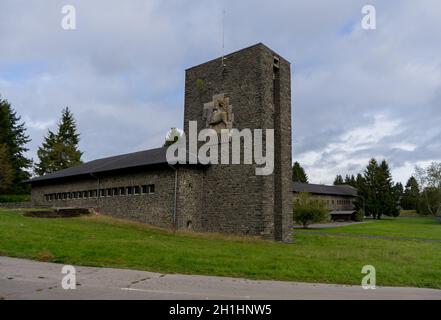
[299,216,441,240]
[0,208,441,289]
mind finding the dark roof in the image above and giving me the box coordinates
[292,182,357,197]
[330,210,357,215]
[27,147,170,183]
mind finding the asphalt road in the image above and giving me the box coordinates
[0,256,440,300]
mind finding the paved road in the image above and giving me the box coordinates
[0,256,440,300]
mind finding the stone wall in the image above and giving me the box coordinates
[31,166,176,228]
[183,43,293,241]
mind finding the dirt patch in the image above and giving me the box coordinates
[34,250,55,262]
[23,208,91,218]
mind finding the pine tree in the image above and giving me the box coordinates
[394,182,404,208]
[377,160,400,217]
[0,97,32,193]
[292,162,308,183]
[333,175,344,185]
[354,173,367,212]
[401,176,420,210]
[364,158,380,218]
[35,107,82,175]
[0,144,15,193]
[343,174,357,187]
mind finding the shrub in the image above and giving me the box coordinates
[354,209,364,222]
[293,193,328,228]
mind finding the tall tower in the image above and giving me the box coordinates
[183,43,292,242]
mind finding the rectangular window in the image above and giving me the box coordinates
[92,190,97,198]
[127,186,133,195]
[78,192,83,199]
[149,184,155,194]
[105,188,111,197]
[134,186,140,195]
[112,188,118,196]
[99,189,104,197]
[57,193,62,200]
[141,185,148,194]
[119,187,126,195]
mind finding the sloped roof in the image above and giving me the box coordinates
[27,147,170,183]
[292,182,357,197]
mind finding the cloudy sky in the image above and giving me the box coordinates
[1,0,440,184]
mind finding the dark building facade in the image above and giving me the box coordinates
[28,43,293,242]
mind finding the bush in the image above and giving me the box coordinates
[354,209,364,222]
[293,193,328,228]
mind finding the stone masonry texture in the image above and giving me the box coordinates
[30,43,293,242]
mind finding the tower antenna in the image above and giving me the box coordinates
[221,9,226,67]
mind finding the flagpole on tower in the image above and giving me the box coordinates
[221,9,226,67]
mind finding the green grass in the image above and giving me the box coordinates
[0,194,31,203]
[299,216,441,240]
[0,208,440,289]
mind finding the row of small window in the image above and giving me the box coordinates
[295,198,352,205]
[45,184,155,201]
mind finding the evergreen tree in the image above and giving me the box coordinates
[0,97,32,193]
[354,173,367,212]
[394,182,404,208]
[363,159,399,219]
[35,107,82,175]
[292,161,308,183]
[333,175,344,185]
[401,176,420,210]
[377,160,399,217]
[344,174,357,187]
[364,158,380,218]
[0,144,15,193]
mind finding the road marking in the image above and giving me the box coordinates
[120,287,251,299]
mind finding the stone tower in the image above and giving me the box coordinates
[183,43,292,242]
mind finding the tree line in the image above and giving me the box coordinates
[293,158,441,218]
[0,96,82,195]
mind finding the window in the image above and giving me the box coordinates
[127,186,133,195]
[112,188,119,196]
[99,189,105,197]
[142,185,148,194]
[134,186,140,195]
[106,188,112,197]
[57,193,62,200]
[149,184,155,194]
[119,187,126,195]
[78,191,83,199]
[92,190,97,198]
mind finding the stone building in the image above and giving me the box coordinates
[27,43,293,242]
[292,182,358,221]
